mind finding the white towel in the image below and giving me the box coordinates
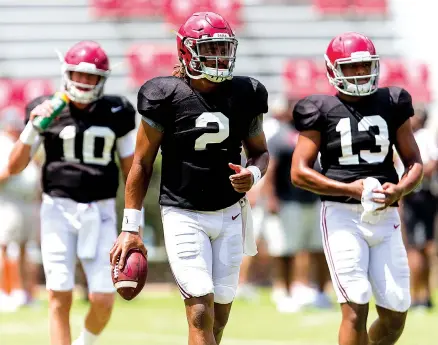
[361,177,385,224]
[76,203,101,260]
[240,197,258,256]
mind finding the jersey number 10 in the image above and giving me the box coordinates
[336,115,390,165]
[59,125,115,166]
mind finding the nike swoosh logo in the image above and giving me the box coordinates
[111,106,123,113]
[232,213,241,220]
[394,224,400,229]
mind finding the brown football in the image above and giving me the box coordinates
[111,249,148,301]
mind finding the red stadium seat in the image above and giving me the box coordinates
[162,0,211,27]
[120,0,163,17]
[0,79,13,109]
[313,0,351,15]
[126,44,177,88]
[0,79,54,120]
[163,0,242,28]
[209,0,242,27]
[90,0,163,18]
[313,0,387,16]
[90,0,123,17]
[353,0,387,15]
[283,59,332,99]
[380,60,430,103]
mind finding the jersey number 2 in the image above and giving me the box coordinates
[336,115,389,165]
[59,125,116,165]
[194,112,230,150]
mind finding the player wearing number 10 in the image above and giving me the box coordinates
[7,41,136,345]
[291,32,423,345]
[110,12,269,345]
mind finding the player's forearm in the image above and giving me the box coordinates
[8,142,32,175]
[398,162,423,196]
[124,161,153,210]
[246,150,269,177]
[292,165,353,197]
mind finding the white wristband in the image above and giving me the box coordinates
[19,122,39,146]
[121,208,142,233]
[247,165,262,186]
[140,207,145,228]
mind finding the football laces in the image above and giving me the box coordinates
[113,257,119,279]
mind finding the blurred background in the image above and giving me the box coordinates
[0,1,437,344]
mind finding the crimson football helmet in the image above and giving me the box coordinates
[57,41,110,104]
[176,12,238,83]
[325,32,379,96]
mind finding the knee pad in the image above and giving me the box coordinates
[345,280,372,305]
[214,285,236,304]
[174,266,214,299]
[383,288,411,312]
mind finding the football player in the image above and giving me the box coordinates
[291,32,423,345]
[399,107,438,310]
[0,107,40,311]
[7,41,137,345]
[110,12,269,345]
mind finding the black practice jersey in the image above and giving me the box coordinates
[268,123,319,203]
[138,76,268,211]
[25,95,136,203]
[293,87,414,204]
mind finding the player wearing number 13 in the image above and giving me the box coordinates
[7,41,137,345]
[110,12,269,345]
[291,33,423,345]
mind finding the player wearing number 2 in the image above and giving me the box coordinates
[110,12,269,345]
[291,32,423,345]
[7,41,136,345]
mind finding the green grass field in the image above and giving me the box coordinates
[1,288,437,345]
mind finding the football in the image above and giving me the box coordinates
[112,249,148,301]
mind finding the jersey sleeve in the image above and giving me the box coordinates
[293,97,324,132]
[137,78,171,132]
[246,114,264,138]
[117,97,137,137]
[251,78,269,115]
[391,87,414,129]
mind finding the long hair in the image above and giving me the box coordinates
[172,60,186,78]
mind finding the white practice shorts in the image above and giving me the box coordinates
[321,201,411,312]
[264,201,322,257]
[0,199,37,246]
[40,194,117,293]
[251,205,265,240]
[161,201,244,304]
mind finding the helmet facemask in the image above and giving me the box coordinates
[181,33,238,83]
[62,63,109,104]
[325,52,379,96]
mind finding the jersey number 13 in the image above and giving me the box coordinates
[336,115,390,165]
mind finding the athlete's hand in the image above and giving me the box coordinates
[347,179,365,201]
[29,100,54,121]
[372,182,403,210]
[229,163,254,193]
[110,231,147,269]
